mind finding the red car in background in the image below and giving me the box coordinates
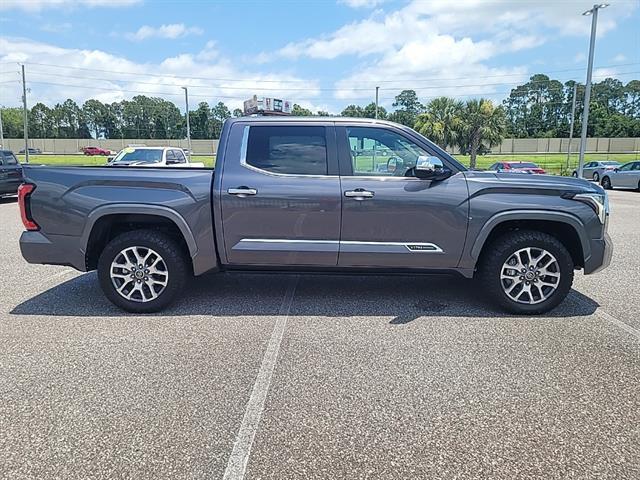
[82,146,111,156]
[488,161,546,174]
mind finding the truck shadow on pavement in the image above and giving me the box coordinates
[11,271,599,321]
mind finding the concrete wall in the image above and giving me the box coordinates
[3,138,219,155]
[443,137,639,155]
[4,137,638,156]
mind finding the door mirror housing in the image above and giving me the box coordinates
[415,156,450,180]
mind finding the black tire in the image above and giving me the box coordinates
[477,230,574,315]
[571,171,578,177]
[98,229,189,313]
[601,176,612,190]
[593,172,599,182]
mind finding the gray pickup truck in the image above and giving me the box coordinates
[18,117,612,314]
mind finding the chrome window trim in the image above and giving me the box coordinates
[239,125,338,179]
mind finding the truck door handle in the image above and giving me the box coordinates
[344,189,374,199]
[228,187,257,196]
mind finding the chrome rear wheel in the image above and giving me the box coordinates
[110,246,169,303]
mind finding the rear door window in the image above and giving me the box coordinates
[245,125,328,176]
[173,150,186,163]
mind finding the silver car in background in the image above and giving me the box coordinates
[572,161,621,182]
[600,161,640,191]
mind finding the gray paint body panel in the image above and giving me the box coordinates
[19,117,611,280]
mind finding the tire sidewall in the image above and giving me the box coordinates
[481,232,574,315]
[601,176,611,189]
[98,230,187,313]
[593,172,599,182]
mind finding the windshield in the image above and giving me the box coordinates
[113,148,163,164]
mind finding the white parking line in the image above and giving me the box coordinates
[222,276,299,480]
[594,307,640,341]
[569,293,640,341]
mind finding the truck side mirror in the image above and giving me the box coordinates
[415,155,448,180]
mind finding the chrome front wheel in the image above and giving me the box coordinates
[500,247,561,305]
[110,246,169,303]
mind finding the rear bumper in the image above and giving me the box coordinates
[584,232,613,274]
[20,231,87,271]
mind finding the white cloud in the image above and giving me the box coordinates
[0,37,321,111]
[338,0,386,8]
[613,53,627,63]
[574,52,587,63]
[0,0,140,11]
[268,0,637,106]
[278,0,636,61]
[124,23,204,41]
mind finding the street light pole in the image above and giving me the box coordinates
[181,87,192,157]
[375,86,379,119]
[577,3,608,178]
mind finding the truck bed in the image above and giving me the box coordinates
[19,165,218,275]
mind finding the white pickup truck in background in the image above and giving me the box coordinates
[107,146,205,168]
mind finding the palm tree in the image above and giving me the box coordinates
[457,99,506,169]
[414,97,463,150]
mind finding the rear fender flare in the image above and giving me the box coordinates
[81,204,198,257]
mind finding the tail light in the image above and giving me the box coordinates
[18,183,39,231]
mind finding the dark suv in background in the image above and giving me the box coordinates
[0,150,23,198]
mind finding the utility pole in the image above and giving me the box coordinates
[21,64,29,163]
[181,86,192,157]
[566,83,577,170]
[375,86,379,119]
[577,3,608,178]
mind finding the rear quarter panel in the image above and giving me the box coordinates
[23,165,217,274]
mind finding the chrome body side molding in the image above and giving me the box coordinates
[232,239,444,254]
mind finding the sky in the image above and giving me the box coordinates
[0,0,639,114]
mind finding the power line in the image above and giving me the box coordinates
[22,60,640,85]
[23,68,640,92]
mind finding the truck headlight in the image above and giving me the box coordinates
[568,192,609,224]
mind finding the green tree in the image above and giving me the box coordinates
[82,99,108,138]
[232,108,244,117]
[210,102,231,138]
[29,103,54,138]
[362,102,387,119]
[414,96,463,149]
[291,104,313,116]
[191,102,211,139]
[0,107,24,138]
[457,99,506,169]
[341,104,365,117]
[389,90,424,126]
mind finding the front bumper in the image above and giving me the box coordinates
[20,231,87,271]
[584,231,613,274]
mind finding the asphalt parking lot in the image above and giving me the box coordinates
[1,190,639,480]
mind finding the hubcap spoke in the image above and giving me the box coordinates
[500,247,560,305]
[110,246,169,303]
